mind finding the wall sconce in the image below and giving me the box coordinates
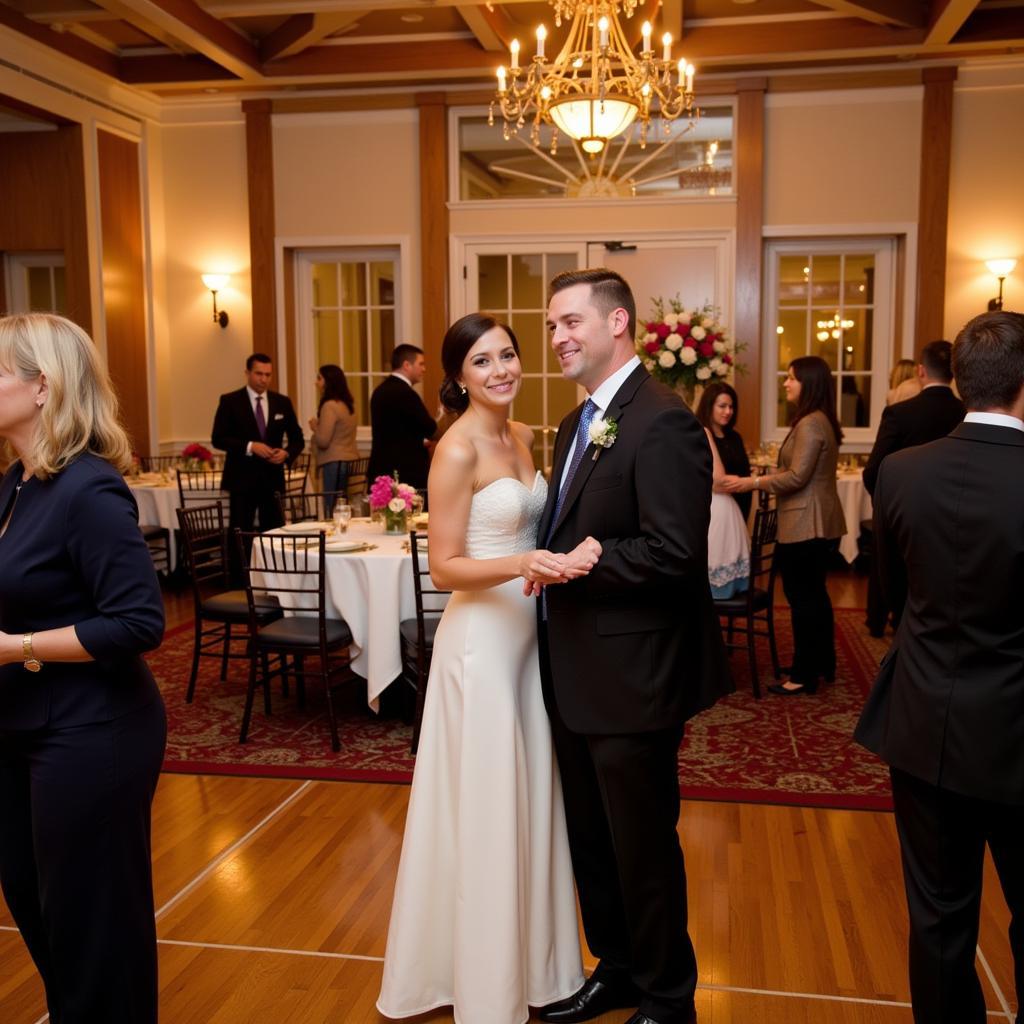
[985,258,1017,312]
[201,273,230,328]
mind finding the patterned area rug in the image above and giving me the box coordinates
[151,607,893,810]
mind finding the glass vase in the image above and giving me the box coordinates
[383,508,409,535]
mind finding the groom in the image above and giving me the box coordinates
[536,268,732,1024]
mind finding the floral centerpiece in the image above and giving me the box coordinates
[636,299,742,405]
[370,473,417,534]
[181,443,214,470]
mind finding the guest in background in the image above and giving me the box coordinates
[862,340,965,636]
[887,357,922,406]
[0,313,167,1023]
[367,343,438,490]
[855,311,1024,1024]
[211,352,304,538]
[696,381,752,520]
[309,363,359,514]
[704,425,750,600]
[724,355,845,695]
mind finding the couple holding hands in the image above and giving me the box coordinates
[377,268,731,1024]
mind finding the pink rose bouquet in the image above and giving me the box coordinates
[369,474,416,512]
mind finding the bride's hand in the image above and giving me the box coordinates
[518,549,570,586]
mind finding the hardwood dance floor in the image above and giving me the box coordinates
[1,573,1019,1023]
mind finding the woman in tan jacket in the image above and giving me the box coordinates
[308,364,360,513]
[724,356,846,695]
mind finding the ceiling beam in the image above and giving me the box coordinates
[118,52,240,82]
[89,0,262,77]
[0,3,119,76]
[456,5,504,52]
[807,0,925,29]
[945,7,1024,44]
[260,11,360,61]
[925,0,976,44]
[261,37,496,77]
[204,0,541,14]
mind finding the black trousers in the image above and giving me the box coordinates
[540,627,696,1024]
[776,537,836,684]
[0,698,167,1024]
[229,485,284,582]
[890,767,1024,1024]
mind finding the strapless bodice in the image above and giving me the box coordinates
[465,472,547,559]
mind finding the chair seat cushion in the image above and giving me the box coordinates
[399,617,439,648]
[140,524,168,540]
[201,590,281,621]
[714,586,770,615]
[256,616,353,649]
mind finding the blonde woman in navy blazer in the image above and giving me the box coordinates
[0,314,166,1023]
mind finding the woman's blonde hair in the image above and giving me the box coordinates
[0,313,132,477]
[888,357,916,390]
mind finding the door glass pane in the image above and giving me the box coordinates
[312,263,338,307]
[840,315,872,372]
[479,254,508,310]
[812,310,843,370]
[52,267,66,313]
[314,310,339,367]
[778,256,810,306]
[810,255,841,306]
[341,309,368,373]
[514,377,544,427]
[340,262,367,306]
[369,263,395,306]
[547,375,580,425]
[546,252,577,283]
[354,377,371,427]
[511,254,544,308]
[27,267,51,311]
[839,375,871,428]
[776,310,807,369]
[844,255,875,305]
[371,309,395,372]
[511,312,544,375]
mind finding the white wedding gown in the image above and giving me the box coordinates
[377,471,584,1024]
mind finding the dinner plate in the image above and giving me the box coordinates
[279,521,329,532]
[325,539,370,552]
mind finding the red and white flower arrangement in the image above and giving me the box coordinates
[636,299,742,393]
[369,474,416,514]
[180,442,214,466]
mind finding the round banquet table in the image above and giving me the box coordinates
[835,468,872,564]
[255,520,429,710]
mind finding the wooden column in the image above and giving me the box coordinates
[733,79,766,444]
[243,100,278,366]
[914,66,957,346]
[417,92,448,410]
[97,129,149,452]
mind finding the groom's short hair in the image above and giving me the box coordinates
[549,268,636,341]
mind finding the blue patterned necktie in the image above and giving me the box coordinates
[546,398,597,544]
[254,395,267,441]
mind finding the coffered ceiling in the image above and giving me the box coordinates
[1,0,1022,98]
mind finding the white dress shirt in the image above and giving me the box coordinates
[963,411,1024,433]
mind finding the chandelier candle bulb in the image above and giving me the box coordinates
[510,38,519,69]
[677,57,686,84]
[686,63,695,93]
[642,21,652,53]
[536,24,546,58]
[497,65,507,92]
[662,32,672,61]
[598,16,609,47]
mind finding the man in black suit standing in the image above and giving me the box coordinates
[536,269,732,1024]
[367,343,437,489]
[211,352,304,538]
[855,311,1024,1024]
[862,339,965,634]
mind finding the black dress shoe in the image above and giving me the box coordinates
[767,679,818,696]
[538,975,639,1023]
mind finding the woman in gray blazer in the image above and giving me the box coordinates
[724,356,846,694]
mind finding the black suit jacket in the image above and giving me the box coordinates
[862,385,965,495]
[0,455,165,731]
[854,422,1024,804]
[211,387,304,495]
[367,376,437,489]
[539,365,733,734]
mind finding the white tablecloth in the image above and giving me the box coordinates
[836,469,871,564]
[127,474,226,568]
[256,520,420,709]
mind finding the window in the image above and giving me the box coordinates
[466,246,585,471]
[763,239,896,447]
[452,103,734,202]
[297,250,400,427]
[4,252,66,314]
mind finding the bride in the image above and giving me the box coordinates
[377,313,599,1024]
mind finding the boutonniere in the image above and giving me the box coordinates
[588,416,618,461]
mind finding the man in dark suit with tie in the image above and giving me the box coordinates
[367,343,438,489]
[211,352,304,538]
[862,339,965,635]
[536,269,732,1024]
[855,311,1024,1024]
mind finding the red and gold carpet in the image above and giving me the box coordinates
[150,608,893,811]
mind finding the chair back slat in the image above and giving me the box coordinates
[177,469,229,517]
[139,454,181,472]
[345,458,370,502]
[236,530,328,618]
[276,490,342,525]
[177,503,231,599]
[749,505,779,590]
[284,453,311,499]
[409,530,449,617]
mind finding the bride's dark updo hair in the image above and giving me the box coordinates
[439,312,520,414]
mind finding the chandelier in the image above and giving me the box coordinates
[489,0,697,156]
[816,312,855,342]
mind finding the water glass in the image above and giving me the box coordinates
[333,503,352,534]
[411,492,425,517]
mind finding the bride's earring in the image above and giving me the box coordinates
[459,383,467,395]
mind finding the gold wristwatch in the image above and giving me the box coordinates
[22,633,42,673]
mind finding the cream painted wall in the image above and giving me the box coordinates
[945,64,1024,338]
[158,108,253,446]
[764,88,922,227]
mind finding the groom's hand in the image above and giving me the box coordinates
[562,536,602,575]
[519,549,572,587]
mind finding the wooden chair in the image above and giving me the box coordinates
[713,503,781,699]
[140,523,172,576]
[236,529,357,752]
[285,452,311,502]
[176,504,283,703]
[177,468,229,517]
[400,530,449,754]
[138,454,180,472]
[345,457,370,502]
[276,489,349,525]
